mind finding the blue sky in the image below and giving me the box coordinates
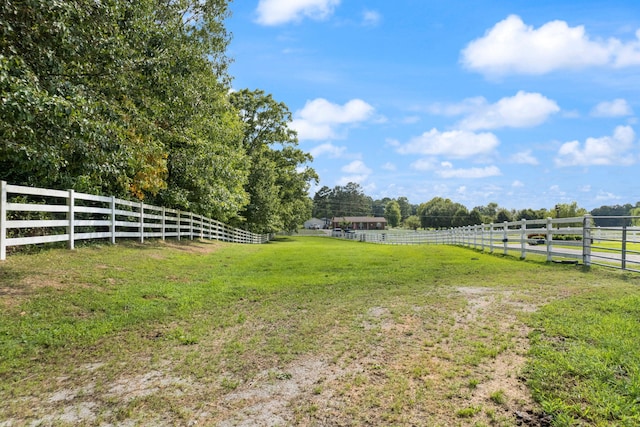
[226,0,640,210]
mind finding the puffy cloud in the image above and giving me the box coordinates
[381,162,396,171]
[555,125,636,166]
[611,29,640,67]
[427,92,559,130]
[460,15,640,76]
[397,129,499,158]
[591,99,633,117]
[309,143,347,158]
[510,150,539,165]
[256,0,340,26]
[458,91,559,130]
[512,180,525,188]
[341,160,372,175]
[337,160,372,186]
[436,164,501,179]
[290,98,375,140]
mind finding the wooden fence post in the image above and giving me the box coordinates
[583,214,592,267]
[622,224,627,270]
[546,217,553,262]
[489,223,494,253]
[161,207,166,241]
[110,196,116,244]
[68,189,75,250]
[503,221,508,255]
[177,211,181,241]
[139,201,144,243]
[0,181,6,260]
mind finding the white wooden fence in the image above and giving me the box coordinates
[0,181,271,260]
[345,215,640,273]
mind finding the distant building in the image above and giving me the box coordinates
[331,216,387,230]
[303,218,325,229]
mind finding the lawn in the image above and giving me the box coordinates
[0,236,639,426]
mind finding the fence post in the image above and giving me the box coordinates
[110,196,116,244]
[489,223,494,253]
[583,214,592,267]
[546,217,553,262]
[0,181,7,260]
[190,213,194,240]
[177,211,181,241]
[139,201,144,243]
[68,189,75,250]
[622,223,627,270]
[520,219,527,259]
[161,207,166,241]
[503,221,508,255]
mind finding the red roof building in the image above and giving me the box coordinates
[331,216,387,230]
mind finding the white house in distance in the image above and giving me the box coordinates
[303,218,325,229]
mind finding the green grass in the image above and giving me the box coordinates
[0,236,639,425]
[526,287,640,426]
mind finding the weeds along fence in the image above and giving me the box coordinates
[345,215,640,273]
[0,181,271,261]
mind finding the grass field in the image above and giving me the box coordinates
[1,236,639,426]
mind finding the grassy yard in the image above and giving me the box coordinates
[0,237,639,426]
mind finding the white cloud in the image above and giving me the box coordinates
[591,99,633,117]
[461,15,640,76]
[337,160,373,187]
[309,143,347,158]
[512,180,525,188]
[510,150,539,165]
[256,0,340,26]
[381,162,396,171]
[362,10,381,26]
[342,160,372,175]
[437,164,501,179]
[555,125,636,166]
[611,29,640,67]
[290,98,375,140]
[458,91,560,130]
[397,129,499,158]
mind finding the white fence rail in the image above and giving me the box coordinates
[341,215,640,273]
[0,181,271,260]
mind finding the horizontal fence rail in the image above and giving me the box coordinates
[0,181,271,260]
[335,215,640,273]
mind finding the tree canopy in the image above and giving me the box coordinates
[1,0,317,230]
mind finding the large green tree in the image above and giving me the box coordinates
[1,0,248,221]
[229,89,317,233]
[418,197,467,229]
[384,200,401,228]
